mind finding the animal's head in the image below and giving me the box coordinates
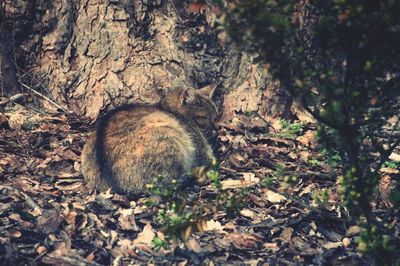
[161,84,218,128]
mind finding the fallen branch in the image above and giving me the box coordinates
[20,82,71,115]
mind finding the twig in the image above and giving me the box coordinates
[15,66,53,96]
[20,82,71,114]
[14,102,48,115]
[168,0,184,23]
[219,166,237,173]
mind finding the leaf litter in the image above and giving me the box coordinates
[0,106,398,265]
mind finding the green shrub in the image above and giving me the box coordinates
[215,0,400,262]
[148,162,246,247]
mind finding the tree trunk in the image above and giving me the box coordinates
[1,0,292,127]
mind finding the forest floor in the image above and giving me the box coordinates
[0,103,398,265]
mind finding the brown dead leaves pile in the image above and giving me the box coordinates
[0,106,398,265]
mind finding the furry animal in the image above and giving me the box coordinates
[81,84,217,195]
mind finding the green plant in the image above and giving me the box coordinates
[308,148,342,167]
[148,162,246,248]
[382,160,400,170]
[356,225,399,266]
[270,119,304,140]
[146,175,201,245]
[151,236,168,251]
[312,188,332,208]
[215,0,400,262]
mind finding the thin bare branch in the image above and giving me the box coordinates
[20,82,71,115]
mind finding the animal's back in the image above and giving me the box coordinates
[82,105,211,194]
[81,85,218,195]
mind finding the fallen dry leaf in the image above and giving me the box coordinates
[291,101,317,123]
[280,227,293,243]
[264,242,279,251]
[86,251,95,262]
[133,223,155,253]
[117,239,136,257]
[262,188,287,203]
[322,241,342,249]
[36,209,63,234]
[186,238,205,253]
[10,229,22,238]
[380,167,399,174]
[224,233,264,250]
[342,237,351,247]
[203,219,225,232]
[389,152,400,161]
[189,2,204,13]
[299,150,310,162]
[220,173,260,190]
[53,240,71,256]
[118,209,138,231]
[37,245,48,255]
[296,130,317,147]
[240,207,255,217]
[346,225,361,237]
[299,183,315,196]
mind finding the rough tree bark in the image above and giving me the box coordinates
[1,0,292,128]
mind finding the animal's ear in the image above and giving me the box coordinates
[198,84,217,99]
[179,88,196,106]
